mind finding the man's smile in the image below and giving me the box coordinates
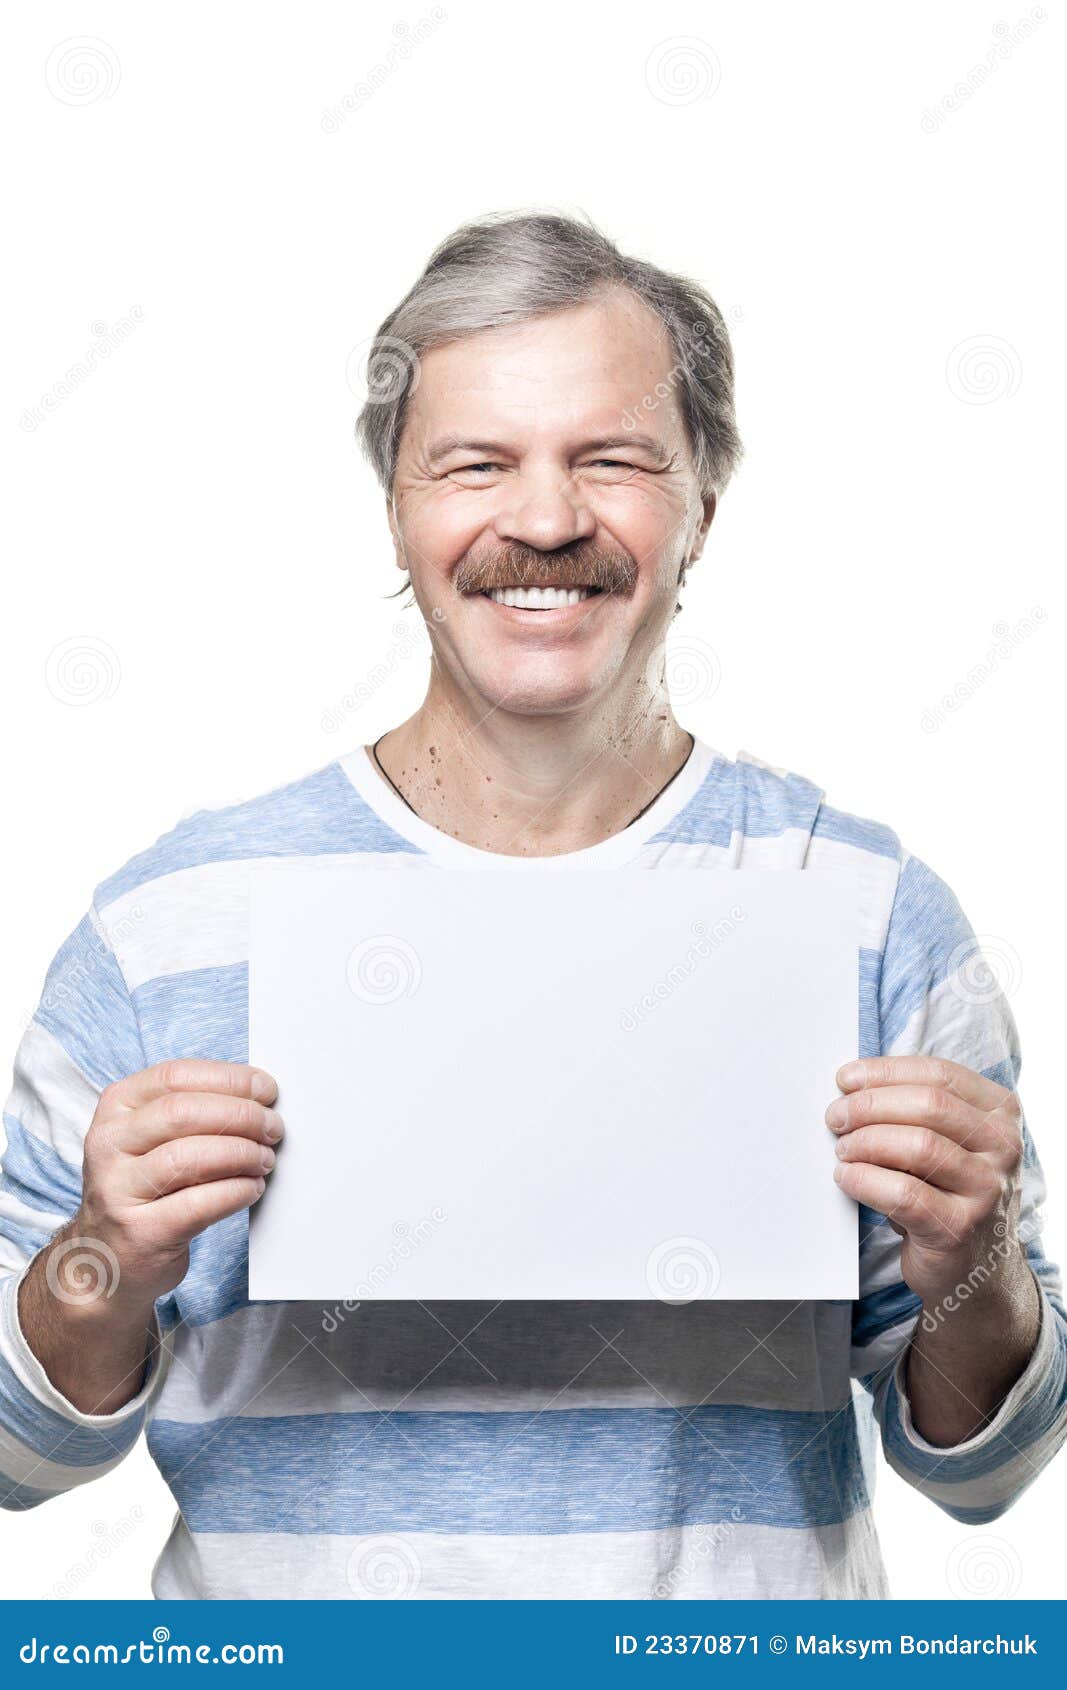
[482,584,603,610]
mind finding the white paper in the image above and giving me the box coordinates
[248,867,858,1301]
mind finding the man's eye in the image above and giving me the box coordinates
[450,462,498,477]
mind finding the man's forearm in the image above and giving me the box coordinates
[905,1248,1042,1446]
[17,1235,157,1417]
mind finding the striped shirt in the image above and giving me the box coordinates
[1,740,1064,1599]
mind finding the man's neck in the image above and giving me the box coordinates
[370,693,693,858]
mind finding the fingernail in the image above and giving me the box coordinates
[836,1062,863,1089]
[251,1071,276,1103]
[825,1097,849,1130]
[260,1149,276,1172]
[834,1138,848,1158]
[264,1112,284,1143]
[832,1164,845,1184]
[253,1177,266,1196]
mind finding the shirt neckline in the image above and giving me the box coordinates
[338,737,718,868]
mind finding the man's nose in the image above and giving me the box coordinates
[491,466,596,552]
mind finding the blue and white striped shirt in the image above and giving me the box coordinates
[1,740,1064,1598]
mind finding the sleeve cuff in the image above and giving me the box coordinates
[0,1264,165,1429]
[890,1270,1057,1459]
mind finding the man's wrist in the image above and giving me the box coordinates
[905,1249,1042,1446]
[17,1251,159,1417]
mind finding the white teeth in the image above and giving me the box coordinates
[486,586,592,609]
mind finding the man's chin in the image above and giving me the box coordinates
[464,665,607,719]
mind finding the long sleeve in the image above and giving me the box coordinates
[0,909,166,1510]
[850,850,1067,1520]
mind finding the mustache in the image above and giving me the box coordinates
[453,543,639,597]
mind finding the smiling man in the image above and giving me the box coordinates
[1,213,1064,1600]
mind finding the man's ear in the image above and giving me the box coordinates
[386,495,407,570]
[689,491,717,565]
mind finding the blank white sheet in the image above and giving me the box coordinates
[247,866,858,1301]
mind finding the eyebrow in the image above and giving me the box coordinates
[583,433,671,463]
[424,432,672,466]
[425,436,510,466]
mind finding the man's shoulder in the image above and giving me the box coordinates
[709,745,905,866]
[91,753,413,916]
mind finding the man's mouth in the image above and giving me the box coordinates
[482,585,603,610]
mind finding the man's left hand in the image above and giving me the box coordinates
[826,1055,1026,1306]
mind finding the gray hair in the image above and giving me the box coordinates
[354,211,742,500]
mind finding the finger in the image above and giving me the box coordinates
[142,1176,268,1245]
[826,1083,989,1149]
[835,1056,1009,1115]
[129,1134,276,1200]
[835,1124,995,1196]
[108,1091,284,1154]
[833,1161,967,1244]
[104,1061,278,1112]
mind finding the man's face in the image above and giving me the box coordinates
[388,288,714,717]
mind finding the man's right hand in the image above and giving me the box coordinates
[17,1060,282,1415]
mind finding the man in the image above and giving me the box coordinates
[1,213,1063,1600]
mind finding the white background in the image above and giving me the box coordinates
[1,0,1063,1600]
